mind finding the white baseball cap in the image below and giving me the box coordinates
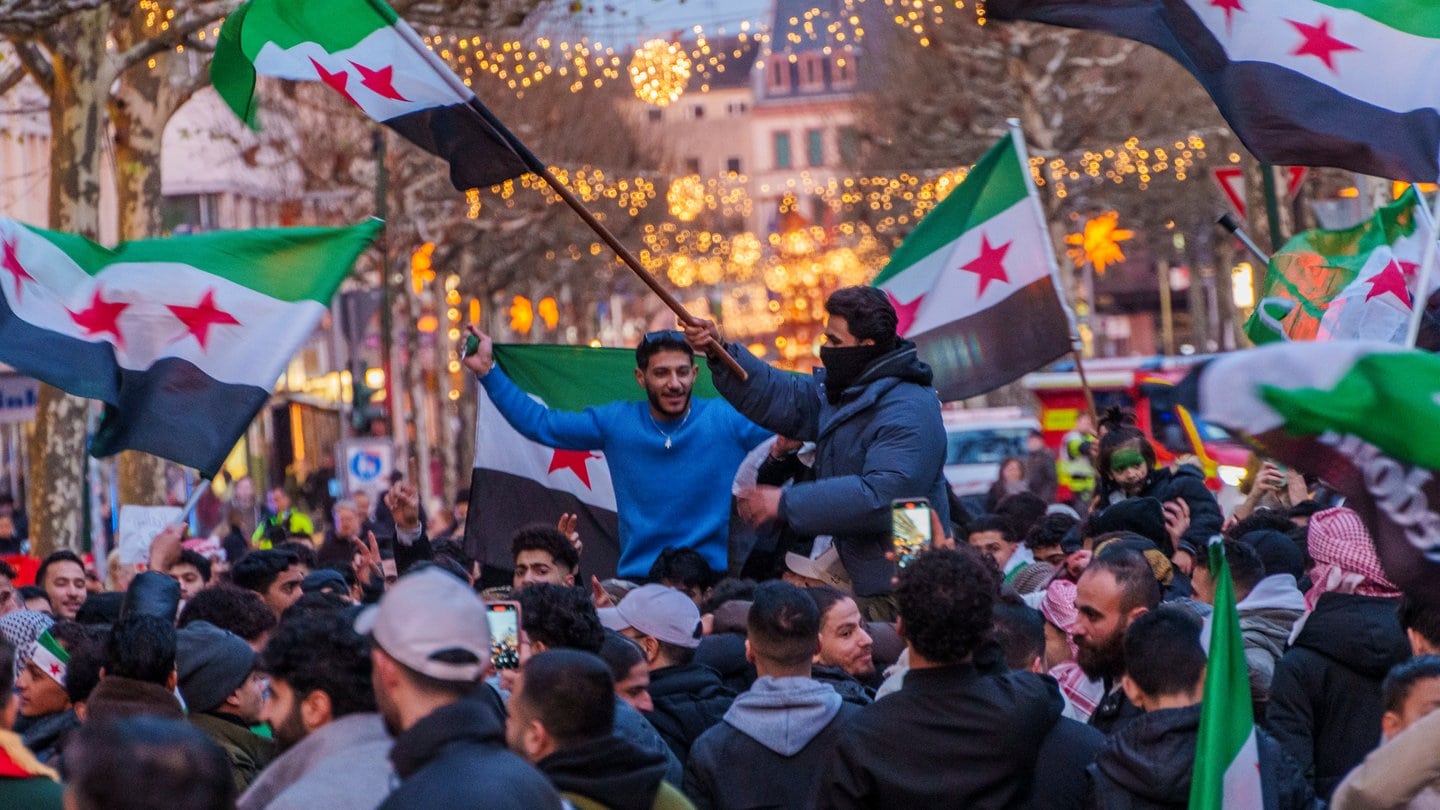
[355,567,490,682]
[597,584,703,649]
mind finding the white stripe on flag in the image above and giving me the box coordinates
[1222,730,1263,807]
[473,384,618,510]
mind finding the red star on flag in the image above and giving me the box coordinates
[1364,260,1413,305]
[1287,17,1358,73]
[167,289,241,350]
[1210,0,1244,33]
[549,449,599,489]
[48,663,60,677]
[350,61,409,101]
[1,234,35,303]
[884,290,925,337]
[69,287,129,346]
[310,57,359,107]
[959,234,1012,298]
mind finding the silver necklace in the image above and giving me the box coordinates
[650,408,691,449]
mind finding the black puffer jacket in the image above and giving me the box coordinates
[1264,592,1409,799]
[811,665,874,706]
[643,663,735,769]
[1137,465,1222,557]
[537,734,670,810]
[1091,703,1314,809]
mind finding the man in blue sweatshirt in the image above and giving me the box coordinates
[462,326,770,578]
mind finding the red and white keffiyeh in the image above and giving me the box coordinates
[1305,507,1401,610]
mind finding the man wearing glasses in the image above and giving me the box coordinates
[462,326,770,580]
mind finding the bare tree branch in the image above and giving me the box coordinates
[114,1,234,70]
[0,0,109,38]
[13,39,52,95]
[0,63,26,98]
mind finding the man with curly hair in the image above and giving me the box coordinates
[819,547,1064,807]
[238,605,393,810]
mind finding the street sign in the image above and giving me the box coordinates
[339,438,395,500]
[0,376,38,424]
[1213,167,1247,219]
[1285,167,1309,200]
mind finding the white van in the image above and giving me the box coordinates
[942,407,1042,514]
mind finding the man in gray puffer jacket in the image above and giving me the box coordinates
[686,287,949,619]
[683,582,858,809]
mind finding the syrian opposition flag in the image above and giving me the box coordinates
[986,0,1440,181]
[212,0,528,191]
[1249,189,1435,344]
[1190,537,1264,809]
[1176,342,1440,605]
[466,345,728,581]
[872,131,1074,401]
[0,218,380,478]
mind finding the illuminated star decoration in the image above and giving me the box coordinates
[310,57,359,106]
[1066,211,1134,274]
[1364,259,1412,306]
[1211,0,1244,33]
[350,62,408,101]
[1288,17,1359,73]
[959,234,1012,298]
[2,235,35,303]
[548,449,599,489]
[69,287,129,346]
[167,289,241,350]
[884,290,925,337]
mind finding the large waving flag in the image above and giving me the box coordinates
[986,0,1440,181]
[872,131,1074,401]
[0,219,380,477]
[1249,189,1435,344]
[212,0,528,190]
[1191,537,1264,809]
[466,346,727,581]
[1176,342,1440,604]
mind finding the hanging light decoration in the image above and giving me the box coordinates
[629,38,692,107]
[667,175,707,221]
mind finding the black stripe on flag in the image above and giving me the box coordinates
[383,102,529,191]
[464,467,621,587]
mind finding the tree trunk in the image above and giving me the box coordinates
[28,7,111,557]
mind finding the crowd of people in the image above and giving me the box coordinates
[0,285,1431,808]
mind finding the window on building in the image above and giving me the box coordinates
[647,108,663,122]
[692,104,705,119]
[768,56,791,92]
[806,129,824,167]
[685,157,702,174]
[726,100,749,116]
[833,52,857,89]
[773,132,792,169]
[161,193,221,233]
[726,157,743,175]
[838,126,860,167]
[798,54,825,91]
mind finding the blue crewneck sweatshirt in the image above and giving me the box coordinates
[480,367,771,577]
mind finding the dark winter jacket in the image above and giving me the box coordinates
[614,698,683,788]
[1265,592,1410,800]
[811,664,875,706]
[694,632,755,694]
[1026,716,1104,810]
[1091,703,1315,810]
[643,663,736,769]
[537,734,674,810]
[1137,465,1222,557]
[1089,684,1145,738]
[190,711,276,794]
[378,695,561,810]
[16,710,77,766]
[684,676,858,810]
[819,642,1063,809]
[709,340,949,597]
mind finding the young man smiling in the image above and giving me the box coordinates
[464,326,770,579]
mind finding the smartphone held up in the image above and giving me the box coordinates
[892,497,934,569]
[486,601,522,671]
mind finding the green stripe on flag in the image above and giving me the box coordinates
[1312,0,1440,39]
[235,0,394,58]
[37,630,69,664]
[26,221,382,304]
[494,344,723,412]
[1189,539,1257,810]
[871,133,1028,287]
[1258,349,1440,470]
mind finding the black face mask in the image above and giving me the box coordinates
[820,343,891,404]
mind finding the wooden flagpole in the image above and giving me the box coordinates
[1007,118,1099,427]
[388,20,747,380]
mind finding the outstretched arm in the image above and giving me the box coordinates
[463,325,606,450]
[685,319,821,440]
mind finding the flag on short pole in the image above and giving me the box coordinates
[1190,536,1264,810]
[0,218,380,478]
[212,0,529,190]
[1248,188,1434,344]
[986,0,1440,181]
[872,131,1074,401]
[1175,341,1440,604]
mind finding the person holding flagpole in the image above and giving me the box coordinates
[685,286,951,621]
[461,325,771,580]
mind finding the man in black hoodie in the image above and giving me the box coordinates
[685,581,859,809]
[356,568,561,809]
[687,286,950,619]
[820,547,1063,808]
[507,650,690,810]
[1091,607,1313,809]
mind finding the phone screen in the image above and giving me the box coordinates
[486,602,522,670]
[892,498,934,570]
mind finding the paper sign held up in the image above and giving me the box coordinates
[117,505,184,565]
